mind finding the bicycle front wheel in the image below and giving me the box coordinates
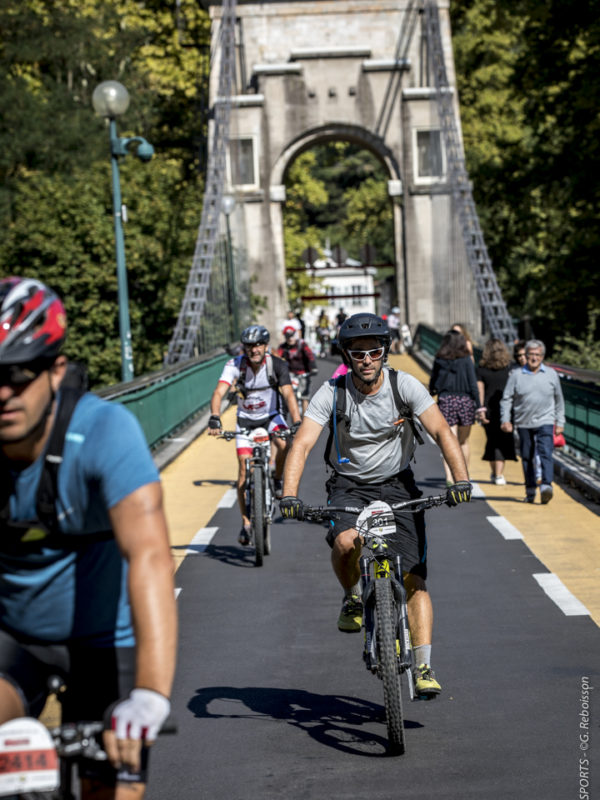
[251,468,265,567]
[375,578,405,755]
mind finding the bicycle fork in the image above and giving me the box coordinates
[360,554,416,700]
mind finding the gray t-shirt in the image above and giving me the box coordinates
[305,368,434,482]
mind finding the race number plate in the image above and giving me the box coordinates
[357,500,396,537]
[0,718,59,796]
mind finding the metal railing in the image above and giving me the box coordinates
[97,349,230,450]
[413,323,600,468]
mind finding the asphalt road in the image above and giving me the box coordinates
[147,363,599,800]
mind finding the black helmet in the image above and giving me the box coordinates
[338,313,390,366]
[240,324,270,346]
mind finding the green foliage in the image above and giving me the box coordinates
[0,161,199,387]
[282,142,394,306]
[552,305,600,371]
[451,0,600,363]
[0,0,210,385]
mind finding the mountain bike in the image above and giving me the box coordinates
[0,678,175,799]
[220,427,293,566]
[302,493,448,755]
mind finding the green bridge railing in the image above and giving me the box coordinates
[96,349,230,451]
[413,323,600,468]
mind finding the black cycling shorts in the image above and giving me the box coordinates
[0,629,149,784]
[324,468,427,579]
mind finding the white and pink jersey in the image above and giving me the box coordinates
[219,355,285,422]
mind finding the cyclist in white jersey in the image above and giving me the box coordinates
[208,325,301,544]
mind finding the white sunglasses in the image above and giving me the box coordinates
[347,346,385,362]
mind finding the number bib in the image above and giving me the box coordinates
[356,500,396,537]
[0,718,59,796]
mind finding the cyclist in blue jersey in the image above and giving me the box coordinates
[0,277,177,800]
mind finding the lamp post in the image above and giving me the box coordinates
[92,80,154,382]
[222,194,239,341]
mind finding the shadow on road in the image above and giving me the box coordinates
[188,686,423,757]
[202,544,257,567]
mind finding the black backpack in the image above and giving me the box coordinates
[324,367,424,470]
[0,362,97,544]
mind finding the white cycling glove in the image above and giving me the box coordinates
[111,688,171,742]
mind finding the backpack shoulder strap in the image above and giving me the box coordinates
[234,354,248,398]
[388,368,424,446]
[36,387,86,534]
[324,375,349,469]
[265,353,277,388]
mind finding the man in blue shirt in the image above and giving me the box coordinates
[500,339,565,504]
[0,277,177,799]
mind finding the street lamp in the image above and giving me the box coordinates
[92,80,154,382]
[221,194,239,341]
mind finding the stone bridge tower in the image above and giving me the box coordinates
[205,0,480,338]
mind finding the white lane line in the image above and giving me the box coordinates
[217,488,238,508]
[175,588,182,599]
[186,526,219,554]
[486,515,523,540]
[532,573,590,616]
[471,482,486,499]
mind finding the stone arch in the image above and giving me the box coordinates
[271,123,401,186]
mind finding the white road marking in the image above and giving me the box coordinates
[532,573,590,616]
[217,488,238,508]
[175,588,182,599]
[471,482,486,499]
[186,526,219,554]
[486,515,523,540]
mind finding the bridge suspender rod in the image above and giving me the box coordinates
[423,1,517,344]
[166,0,238,364]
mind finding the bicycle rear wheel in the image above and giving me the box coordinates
[251,468,265,567]
[375,578,405,755]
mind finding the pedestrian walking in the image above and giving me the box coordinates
[475,338,517,485]
[500,339,565,504]
[429,329,479,484]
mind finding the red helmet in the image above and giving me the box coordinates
[0,277,67,364]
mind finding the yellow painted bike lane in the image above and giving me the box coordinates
[388,353,600,626]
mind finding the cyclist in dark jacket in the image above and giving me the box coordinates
[429,329,479,485]
[277,326,317,416]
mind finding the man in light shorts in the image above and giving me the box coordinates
[208,325,301,544]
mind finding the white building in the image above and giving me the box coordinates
[301,246,377,345]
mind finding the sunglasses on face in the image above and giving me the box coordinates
[347,346,385,362]
[0,361,48,387]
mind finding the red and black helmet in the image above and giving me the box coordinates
[0,277,67,364]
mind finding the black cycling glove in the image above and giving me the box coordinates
[290,421,301,435]
[279,496,303,519]
[446,481,472,506]
[208,415,222,430]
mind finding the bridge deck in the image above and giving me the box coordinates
[162,353,600,625]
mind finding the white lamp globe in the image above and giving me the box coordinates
[92,81,130,119]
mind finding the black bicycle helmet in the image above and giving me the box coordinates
[240,324,270,346]
[338,313,390,366]
[0,277,67,364]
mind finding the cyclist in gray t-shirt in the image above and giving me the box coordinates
[280,313,472,698]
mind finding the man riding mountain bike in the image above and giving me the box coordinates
[208,325,301,545]
[0,277,177,800]
[277,325,318,416]
[279,312,472,697]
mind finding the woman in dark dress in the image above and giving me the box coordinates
[429,329,479,484]
[476,338,517,484]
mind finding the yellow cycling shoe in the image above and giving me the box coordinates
[414,663,441,698]
[337,595,363,632]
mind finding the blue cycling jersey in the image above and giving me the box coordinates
[0,393,159,646]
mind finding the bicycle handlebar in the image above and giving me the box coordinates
[218,428,294,441]
[301,493,449,522]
